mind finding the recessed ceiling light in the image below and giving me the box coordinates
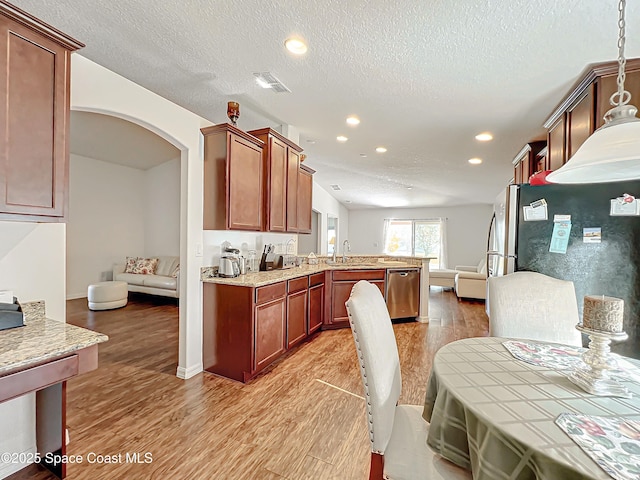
[337,135,348,142]
[406,186,413,190]
[468,157,483,165]
[360,153,367,157]
[376,147,387,153]
[475,132,493,142]
[284,37,307,55]
[346,116,360,126]
[306,139,316,144]
[345,200,352,204]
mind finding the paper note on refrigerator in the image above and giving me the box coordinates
[549,222,571,254]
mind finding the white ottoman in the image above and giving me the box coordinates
[88,281,128,311]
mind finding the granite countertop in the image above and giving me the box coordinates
[202,258,424,287]
[0,317,108,374]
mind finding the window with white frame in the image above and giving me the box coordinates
[383,218,448,268]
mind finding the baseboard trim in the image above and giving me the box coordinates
[176,363,202,380]
[0,445,37,478]
[66,293,87,300]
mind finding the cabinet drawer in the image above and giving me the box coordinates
[288,276,308,294]
[255,282,286,305]
[332,269,385,281]
[309,272,325,287]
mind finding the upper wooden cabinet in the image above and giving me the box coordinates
[248,128,295,232]
[512,141,546,184]
[202,124,264,231]
[286,149,301,232]
[297,164,314,234]
[0,2,83,221]
[543,59,640,172]
[247,127,308,234]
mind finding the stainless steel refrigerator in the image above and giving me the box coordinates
[487,181,640,358]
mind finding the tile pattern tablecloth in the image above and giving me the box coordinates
[423,337,640,480]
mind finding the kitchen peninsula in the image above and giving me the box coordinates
[202,256,431,382]
[0,309,108,478]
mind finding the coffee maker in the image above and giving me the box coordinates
[219,247,241,278]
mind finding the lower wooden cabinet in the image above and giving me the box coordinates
[255,296,286,371]
[328,270,385,328]
[203,273,321,383]
[203,268,390,382]
[286,277,308,348]
[308,273,325,334]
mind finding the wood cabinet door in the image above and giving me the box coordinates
[567,87,594,159]
[228,132,263,230]
[596,71,640,129]
[254,296,286,372]
[514,162,523,184]
[331,280,385,326]
[267,136,287,232]
[286,149,300,232]
[547,116,566,172]
[286,289,307,348]
[308,283,324,334]
[297,167,313,234]
[0,17,70,219]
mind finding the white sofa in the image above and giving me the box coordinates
[113,256,179,298]
[454,259,487,300]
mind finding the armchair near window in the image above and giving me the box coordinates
[454,258,487,300]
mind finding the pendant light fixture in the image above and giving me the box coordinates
[547,0,640,184]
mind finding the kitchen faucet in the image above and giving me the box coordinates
[342,239,351,263]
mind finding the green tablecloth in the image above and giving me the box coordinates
[423,337,640,480]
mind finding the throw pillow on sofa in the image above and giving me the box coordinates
[171,264,180,278]
[124,256,139,273]
[132,258,159,275]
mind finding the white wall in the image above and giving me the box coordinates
[348,204,493,267]
[67,154,146,298]
[72,55,212,380]
[67,155,181,299]
[144,158,180,256]
[311,182,350,256]
[0,222,66,477]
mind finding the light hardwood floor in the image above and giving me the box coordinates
[9,288,488,480]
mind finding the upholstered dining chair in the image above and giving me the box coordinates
[487,271,582,347]
[345,281,471,480]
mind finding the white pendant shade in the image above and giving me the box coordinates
[546,120,640,184]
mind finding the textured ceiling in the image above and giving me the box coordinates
[12,0,640,209]
[70,111,180,169]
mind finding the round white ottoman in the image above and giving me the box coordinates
[87,281,128,311]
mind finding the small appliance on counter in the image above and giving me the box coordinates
[0,296,24,331]
[274,254,297,270]
[219,247,241,278]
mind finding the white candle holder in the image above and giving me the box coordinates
[569,324,630,398]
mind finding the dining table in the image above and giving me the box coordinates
[423,336,640,480]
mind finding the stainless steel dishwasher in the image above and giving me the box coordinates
[386,268,420,319]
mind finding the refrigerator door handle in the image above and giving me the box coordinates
[486,252,517,259]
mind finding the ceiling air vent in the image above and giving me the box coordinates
[330,184,341,191]
[253,72,291,93]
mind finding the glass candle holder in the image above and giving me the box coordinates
[227,101,240,126]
